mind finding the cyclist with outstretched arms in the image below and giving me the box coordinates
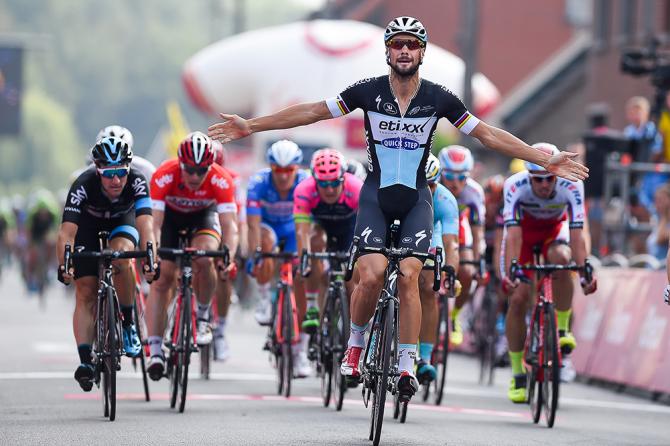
[294,149,363,334]
[438,145,486,346]
[245,140,311,376]
[145,132,238,380]
[209,16,588,401]
[56,137,158,391]
[416,154,460,383]
[501,142,597,403]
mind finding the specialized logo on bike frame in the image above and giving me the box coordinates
[383,102,398,115]
[388,269,398,289]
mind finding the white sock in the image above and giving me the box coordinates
[398,343,417,374]
[259,283,272,302]
[348,321,368,348]
[148,336,163,357]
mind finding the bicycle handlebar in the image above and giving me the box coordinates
[158,246,230,264]
[510,259,593,284]
[253,248,297,261]
[344,236,442,291]
[300,249,349,277]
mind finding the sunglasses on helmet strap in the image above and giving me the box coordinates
[442,171,469,182]
[386,38,424,51]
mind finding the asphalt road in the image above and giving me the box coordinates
[0,264,668,445]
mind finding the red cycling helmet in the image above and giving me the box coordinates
[178,131,214,167]
[311,148,345,181]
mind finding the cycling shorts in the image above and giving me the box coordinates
[354,181,432,256]
[160,207,221,261]
[261,221,297,253]
[73,213,139,279]
[501,216,569,279]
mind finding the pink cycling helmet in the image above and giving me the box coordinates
[311,148,345,181]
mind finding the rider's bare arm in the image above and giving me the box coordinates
[504,226,522,276]
[470,122,588,181]
[152,209,164,248]
[249,101,333,134]
[442,234,460,273]
[568,228,588,269]
[56,222,78,265]
[295,221,311,254]
[472,225,484,262]
[218,212,239,256]
[247,214,262,253]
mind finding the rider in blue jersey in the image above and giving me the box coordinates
[417,154,460,383]
[247,140,312,377]
[209,16,587,402]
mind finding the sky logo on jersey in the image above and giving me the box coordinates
[381,137,420,150]
[69,186,87,206]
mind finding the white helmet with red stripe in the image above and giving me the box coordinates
[438,145,474,172]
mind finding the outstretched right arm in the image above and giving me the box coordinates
[208,101,333,144]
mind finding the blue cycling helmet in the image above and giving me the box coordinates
[266,140,303,167]
[524,142,559,172]
[91,136,133,167]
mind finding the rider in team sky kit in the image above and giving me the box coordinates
[208,16,588,401]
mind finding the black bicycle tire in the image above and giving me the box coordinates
[178,286,192,413]
[333,284,349,411]
[434,297,449,406]
[201,344,210,380]
[107,285,118,421]
[168,299,179,409]
[543,303,560,428]
[372,301,393,446]
[320,291,332,408]
[284,284,293,398]
[99,290,109,418]
[133,301,151,402]
[528,305,543,424]
[399,400,408,423]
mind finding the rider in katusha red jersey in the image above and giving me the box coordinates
[145,132,238,380]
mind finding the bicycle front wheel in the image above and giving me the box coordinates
[527,305,543,424]
[105,286,118,421]
[543,303,560,428]
[319,294,333,408]
[178,286,193,413]
[371,302,393,446]
[433,296,450,405]
[134,301,150,402]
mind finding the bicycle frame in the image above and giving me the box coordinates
[275,259,299,345]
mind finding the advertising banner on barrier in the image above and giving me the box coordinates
[572,268,670,393]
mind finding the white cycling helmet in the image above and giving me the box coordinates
[425,153,441,183]
[266,140,303,167]
[525,142,559,172]
[384,16,428,44]
[96,125,134,150]
[438,145,474,172]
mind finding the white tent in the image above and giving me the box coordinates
[183,19,499,162]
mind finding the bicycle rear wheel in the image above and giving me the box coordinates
[370,302,393,446]
[133,301,150,402]
[178,286,193,413]
[542,303,560,428]
[433,296,450,405]
[332,285,349,411]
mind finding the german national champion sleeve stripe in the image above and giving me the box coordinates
[326,96,350,118]
[454,112,480,135]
